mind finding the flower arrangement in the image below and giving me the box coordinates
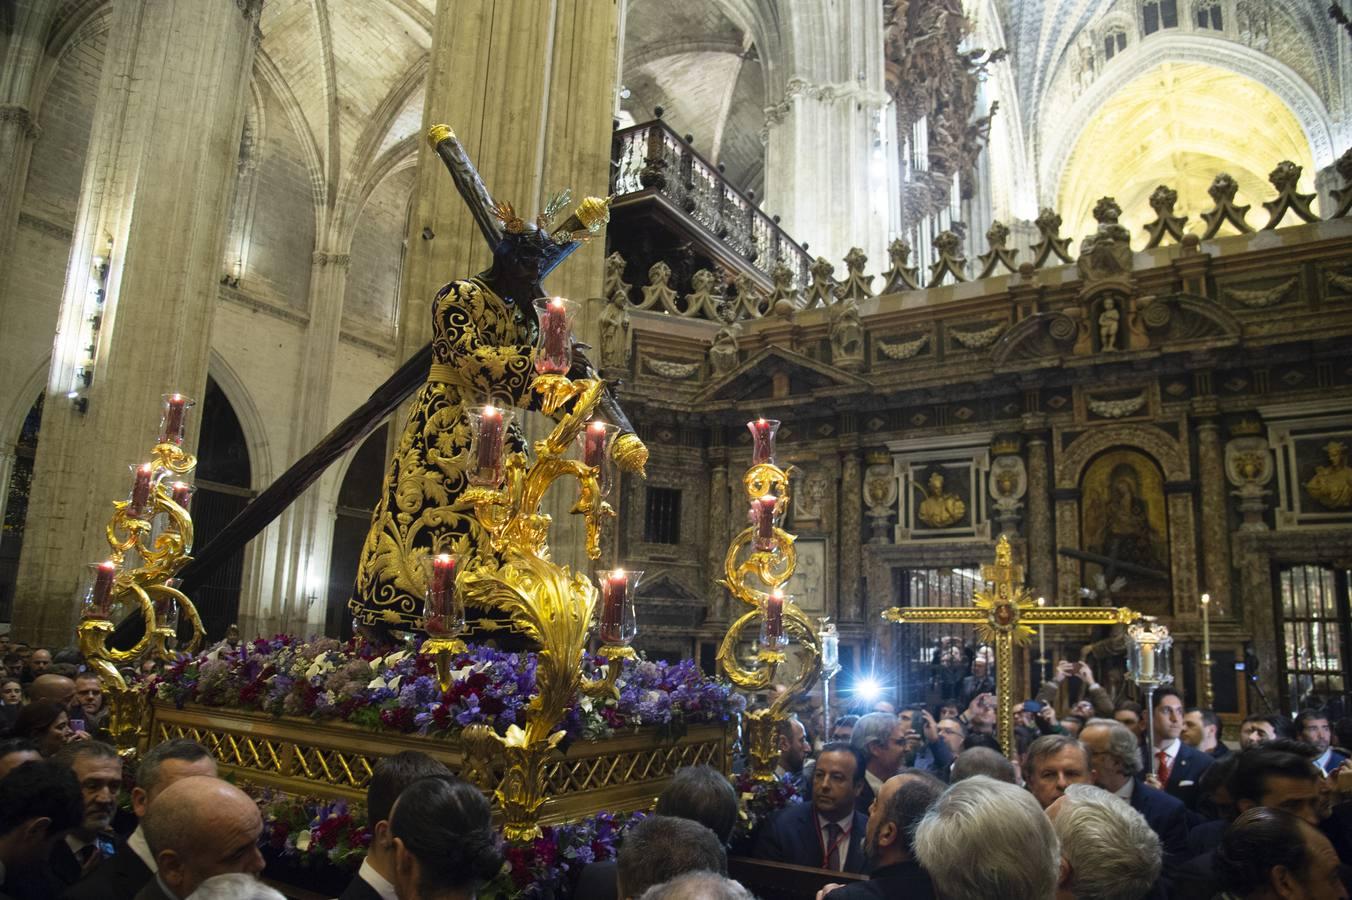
[731,770,802,843]
[252,787,642,899]
[150,635,741,742]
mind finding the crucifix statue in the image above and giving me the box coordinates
[883,535,1140,757]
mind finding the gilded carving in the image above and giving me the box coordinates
[915,471,966,528]
[1304,441,1352,510]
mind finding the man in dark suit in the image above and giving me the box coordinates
[1296,709,1349,775]
[755,742,869,874]
[0,761,83,900]
[133,776,264,900]
[1145,688,1213,810]
[774,715,812,796]
[849,714,906,816]
[47,742,125,893]
[1080,719,1189,871]
[338,750,451,900]
[61,738,217,900]
[818,771,942,898]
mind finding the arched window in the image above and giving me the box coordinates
[1103,27,1129,60]
[1,395,43,621]
[192,377,254,642]
[1194,0,1222,30]
[326,424,389,638]
[1143,0,1179,34]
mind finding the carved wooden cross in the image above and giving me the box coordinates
[883,535,1139,757]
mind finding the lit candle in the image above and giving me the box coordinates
[600,569,628,643]
[1139,635,1156,680]
[753,494,778,551]
[1201,592,1211,661]
[89,560,117,618]
[747,418,780,466]
[170,481,193,511]
[130,463,154,514]
[160,393,188,445]
[426,553,458,635]
[474,406,505,484]
[821,626,839,670]
[536,297,572,374]
[583,420,608,468]
[764,589,785,644]
[1036,596,1046,666]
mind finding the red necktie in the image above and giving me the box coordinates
[823,822,845,871]
[1156,750,1172,785]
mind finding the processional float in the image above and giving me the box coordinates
[76,123,825,839]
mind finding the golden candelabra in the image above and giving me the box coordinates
[450,373,648,840]
[79,396,206,751]
[716,421,822,781]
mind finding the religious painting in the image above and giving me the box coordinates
[785,537,829,617]
[1080,449,1171,611]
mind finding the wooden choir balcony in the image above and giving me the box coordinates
[611,115,812,295]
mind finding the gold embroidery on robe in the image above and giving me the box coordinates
[350,278,535,629]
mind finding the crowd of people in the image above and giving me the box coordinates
[4,630,1352,899]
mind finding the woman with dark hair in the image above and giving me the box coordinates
[390,775,503,899]
[11,699,73,756]
[0,677,22,733]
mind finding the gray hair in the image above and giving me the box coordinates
[914,775,1060,900]
[951,746,1017,784]
[639,871,755,900]
[850,712,898,754]
[1053,784,1161,900]
[186,874,285,900]
[1025,734,1090,770]
[1085,718,1143,777]
[136,739,214,794]
[617,815,727,898]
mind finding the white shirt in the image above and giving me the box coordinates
[1114,778,1135,802]
[355,859,398,900]
[864,769,884,798]
[1154,737,1181,778]
[1315,747,1338,773]
[128,825,157,872]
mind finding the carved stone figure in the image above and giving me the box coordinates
[916,471,966,528]
[685,268,720,319]
[1305,441,1352,509]
[1077,197,1133,283]
[1225,426,1273,531]
[1098,298,1120,351]
[794,471,829,522]
[598,289,631,371]
[829,294,865,371]
[641,260,679,313]
[603,250,631,301]
[708,320,741,377]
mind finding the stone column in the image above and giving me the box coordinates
[12,0,259,645]
[840,444,864,621]
[706,448,730,622]
[1023,419,1055,600]
[763,0,890,267]
[0,0,57,290]
[1194,405,1232,604]
[395,0,620,573]
[254,250,350,636]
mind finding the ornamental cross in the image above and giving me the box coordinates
[882,535,1139,757]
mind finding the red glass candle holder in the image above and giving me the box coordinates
[423,553,466,638]
[533,297,576,375]
[467,405,515,488]
[158,393,196,446]
[747,418,781,466]
[80,560,119,620]
[168,481,195,512]
[596,568,643,645]
[759,589,789,648]
[752,494,780,551]
[575,420,619,496]
[128,462,156,517]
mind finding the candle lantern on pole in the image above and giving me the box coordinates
[1127,616,1174,754]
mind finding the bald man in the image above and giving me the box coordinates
[28,674,76,708]
[135,776,264,900]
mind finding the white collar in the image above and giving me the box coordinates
[358,858,399,900]
[128,825,156,872]
[864,769,884,796]
[1316,747,1335,768]
[64,833,93,856]
[1114,778,1134,801]
[1156,738,1181,760]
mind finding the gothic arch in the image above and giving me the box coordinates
[0,358,50,455]
[1037,33,1336,202]
[206,349,273,491]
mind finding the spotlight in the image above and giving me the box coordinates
[852,676,883,704]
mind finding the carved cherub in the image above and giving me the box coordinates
[1099,298,1120,351]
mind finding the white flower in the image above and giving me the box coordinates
[305,658,333,679]
[388,675,402,692]
[580,697,594,712]
[295,831,311,852]
[367,675,387,690]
